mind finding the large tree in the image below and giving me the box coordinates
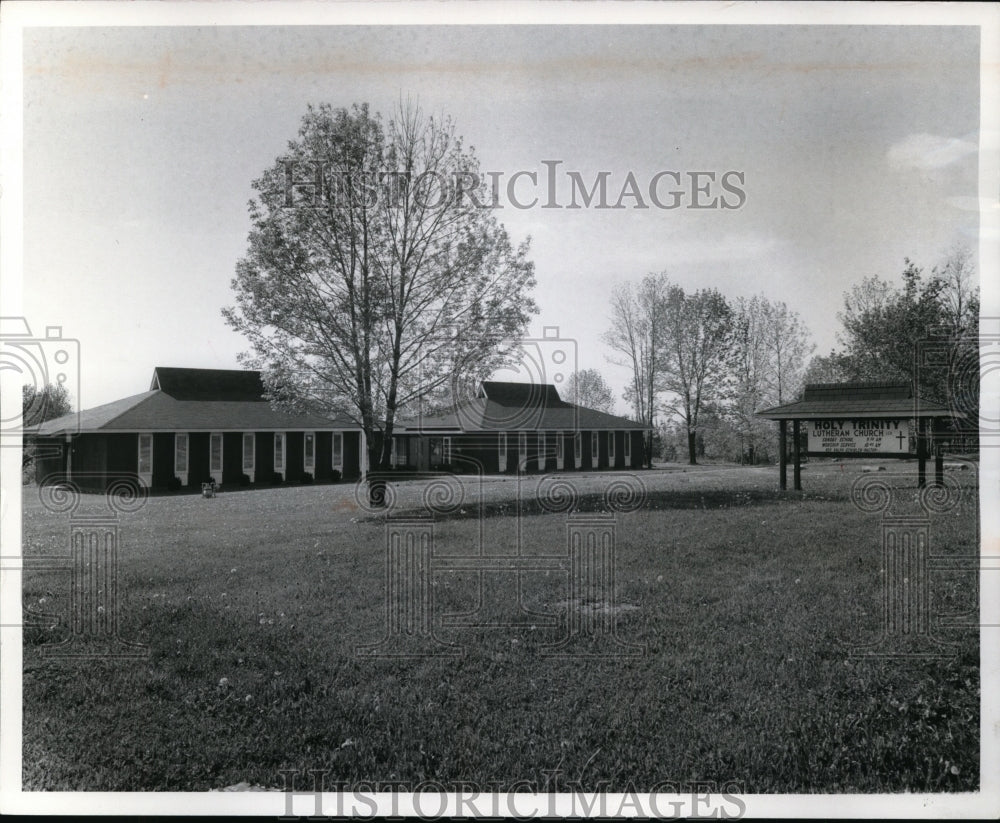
[657,285,735,465]
[727,295,813,462]
[837,262,941,386]
[224,102,537,474]
[563,368,615,413]
[764,299,813,405]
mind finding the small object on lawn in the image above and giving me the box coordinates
[860,466,886,473]
[201,480,217,498]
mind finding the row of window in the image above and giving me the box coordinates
[137,432,346,485]
[504,431,631,456]
[391,431,635,469]
[498,430,631,470]
[141,430,634,481]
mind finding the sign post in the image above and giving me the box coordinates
[933,418,944,485]
[778,419,787,491]
[792,420,802,491]
[917,417,927,489]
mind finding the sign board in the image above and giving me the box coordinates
[807,419,910,454]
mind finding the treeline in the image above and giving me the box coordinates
[605,245,978,466]
[603,273,812,465]
[806,246,978,406]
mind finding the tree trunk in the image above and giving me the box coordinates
[687,428,697,465]
[365,428,388,508]
[368,473,388,507]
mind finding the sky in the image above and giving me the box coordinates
[20,23,983,414]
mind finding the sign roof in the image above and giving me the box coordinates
[756,381,953,420]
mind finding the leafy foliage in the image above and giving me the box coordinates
[21,383,73,468]
[607,276,813,465]
[724,296,813,463]
[224,102,537,470]
[829,247,978,404]
[563,369,615,413]
[22,383,72,428]
[657,285,735,465]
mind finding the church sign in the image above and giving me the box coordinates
[807,418,910,455]
[757,382,953,492]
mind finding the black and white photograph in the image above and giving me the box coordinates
[1,1,997,817]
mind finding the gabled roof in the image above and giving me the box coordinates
[400,381,647,433]
[479,381,569,409]
[150,367,267,401]
[32,368,358,436]
[756,381,952,420]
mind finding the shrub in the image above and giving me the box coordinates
[299,472,314,484]
[239,473,252,487]
[167,476,183,492]
[270,471,284,485]
[330,469,342,482]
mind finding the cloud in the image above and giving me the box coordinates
[887,133,978,171]
[667,232,779,264]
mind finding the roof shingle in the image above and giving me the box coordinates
[401,382,646,432]
[33,368,357,436]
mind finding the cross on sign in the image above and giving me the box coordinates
[896,430,906,448]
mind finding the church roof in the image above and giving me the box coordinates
[401,381,647,433]
[32,368,357,436]
[149,367,268,401]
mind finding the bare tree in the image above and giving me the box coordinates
[729,296,774,463]
[764,299,813,404]
[603,272,670,467]
[935,243,978,335]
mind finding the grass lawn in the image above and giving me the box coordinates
[21,463,980,792]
